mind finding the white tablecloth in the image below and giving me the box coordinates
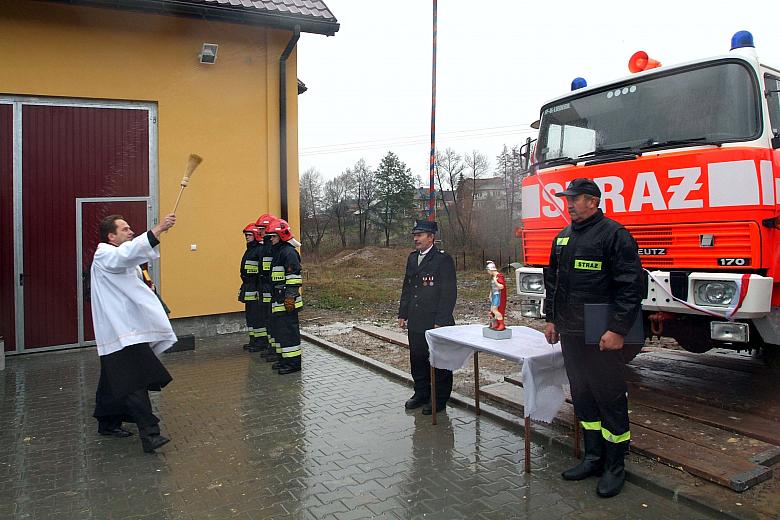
[426,325,567,423]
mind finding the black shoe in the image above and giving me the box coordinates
[421,402,447,415]
[597,441,627,498]
[98,426,133,438]
[242,343,251,350]
[141,434,170,453]
[404,394,429,410]
[562,429,604,481]
[277,365,301,375]
[271,361,283,369]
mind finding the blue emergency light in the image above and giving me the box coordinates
[571,77,587,91]
[730,30,754,50]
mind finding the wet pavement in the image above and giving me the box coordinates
[1,335,718,519]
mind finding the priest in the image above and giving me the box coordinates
[91,213,177,453]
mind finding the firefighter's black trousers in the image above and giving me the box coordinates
[271,310,301,368]
[560,334,630,445]
[408,331,452,405]
[245,301,265,346]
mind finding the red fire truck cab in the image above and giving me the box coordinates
[516,31,780,367]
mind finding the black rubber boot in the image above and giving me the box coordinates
[562,429,604,481]
[597,440,628,498]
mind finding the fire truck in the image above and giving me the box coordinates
[515,31,780,367]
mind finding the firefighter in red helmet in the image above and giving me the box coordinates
[238,223,263,352]
[265,219,303,374]
[255,213,278,361]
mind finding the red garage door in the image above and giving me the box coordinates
[14,102,154,352]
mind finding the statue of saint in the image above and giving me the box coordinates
[486,261,507,331]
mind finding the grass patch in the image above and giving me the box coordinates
[302,246,512,319]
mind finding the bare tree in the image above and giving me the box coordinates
[461,150,490,242]
[299,167,330,252]
[324,171,352,247]
[434,148,467,245]
[352,159,376,247]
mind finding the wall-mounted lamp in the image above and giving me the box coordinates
[199,43,218,65]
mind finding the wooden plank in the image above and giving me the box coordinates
[627,402,777,464]
[481,382,773,492]
[630,425,772,492]
[628,385,780,446]
[499,379,777,463]
[353,324,409,348]
[639,347,764,374]
[507,373,780,447]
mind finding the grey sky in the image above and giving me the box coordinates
[297,0,780,183]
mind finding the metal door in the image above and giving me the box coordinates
[3,97,157,353]
[77,199,153,345]
[0,103,13,352]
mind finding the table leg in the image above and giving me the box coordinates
[524,415,531,473]
[473,351,481,415]
[430,365,437,425]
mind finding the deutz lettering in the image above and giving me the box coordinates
[638,248,666,255]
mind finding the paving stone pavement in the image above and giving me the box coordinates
[1,335,718,520]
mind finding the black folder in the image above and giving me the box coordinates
[584,304,645,346]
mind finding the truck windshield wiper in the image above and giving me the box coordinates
[578,147,639,160]
[534,156,577,169]
[639,137,722,152]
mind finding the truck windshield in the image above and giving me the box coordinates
[535,61,760,164]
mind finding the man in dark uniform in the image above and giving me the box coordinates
[542,178,645,498]
[398,220,457,415]
[267,219,304,375]
[255,214,278,361]
[239,223,263,352]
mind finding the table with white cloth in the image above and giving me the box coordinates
[425,324,573,473]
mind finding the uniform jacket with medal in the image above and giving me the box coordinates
[398,247,457,333]
[543,209,644,336]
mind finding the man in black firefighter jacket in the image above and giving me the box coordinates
[543,178,645,498]
[267,219,303,375]
[398,220,457,415]
[239,223,263,352]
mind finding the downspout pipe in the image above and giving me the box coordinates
[279,25,300,221]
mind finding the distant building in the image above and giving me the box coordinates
[413,187,454,218]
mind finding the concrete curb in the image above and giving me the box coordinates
[301,331,753,520]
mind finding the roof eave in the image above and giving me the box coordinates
[39,0,340,36]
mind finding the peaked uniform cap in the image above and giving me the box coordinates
[411,220,438,234]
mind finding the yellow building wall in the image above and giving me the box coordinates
[0,2,301,318]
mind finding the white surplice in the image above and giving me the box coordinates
[90,232,177,356]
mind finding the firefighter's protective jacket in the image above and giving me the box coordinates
[543,209,645,335]
[271,242,302,313]
[238,241,261,303]
[260,236,274,304]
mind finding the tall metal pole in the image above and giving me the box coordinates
[428,0,437,222]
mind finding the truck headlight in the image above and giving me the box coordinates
[519,273,544,294]
[693,281,737,306]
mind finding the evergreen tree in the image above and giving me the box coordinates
[375,151,416,247]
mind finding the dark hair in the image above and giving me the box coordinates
[99,215,124,243]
